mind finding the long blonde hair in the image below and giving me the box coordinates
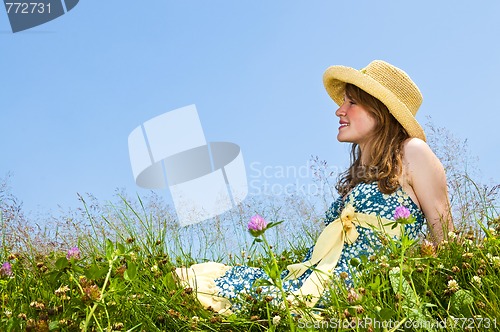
[336,84,410,196]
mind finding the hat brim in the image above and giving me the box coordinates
[323,65,426,141]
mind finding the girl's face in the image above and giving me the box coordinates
[335,94,377,148]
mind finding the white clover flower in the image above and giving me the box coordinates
[272,315,281,326]
[489,228,497,236]
[472,276,482,287]
[150,265,158,272]
[447,279,460,292]
[491,256,500,268]
[448,231,457,239]
[192,316,200,323]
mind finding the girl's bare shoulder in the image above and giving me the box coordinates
[402,137,438,164]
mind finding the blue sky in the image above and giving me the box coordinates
[1,1,499,217]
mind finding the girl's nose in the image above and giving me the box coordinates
[335,103,347,117]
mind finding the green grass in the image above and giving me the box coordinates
[1,189,500,331]
[1,124,499,331]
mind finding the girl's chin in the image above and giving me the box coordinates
[337,135,351,143]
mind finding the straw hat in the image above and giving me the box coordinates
[323,60,426,141]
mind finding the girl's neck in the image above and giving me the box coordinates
[358,144,372,165]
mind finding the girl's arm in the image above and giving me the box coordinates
[403,138,453,244]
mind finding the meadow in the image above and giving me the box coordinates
[1,123,499,331]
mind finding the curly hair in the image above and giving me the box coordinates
[336,84,410,196]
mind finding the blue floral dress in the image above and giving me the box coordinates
[214,182,425,307]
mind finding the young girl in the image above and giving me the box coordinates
[176,60,453,314]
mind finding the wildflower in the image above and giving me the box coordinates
[113,323,124,330]
[355,305,365,314]
[116,264,126,277]
[66,247,80,260]
[379,255,390,268]
[448,231,457,239]
[465,231,475,240]
[393,205,411,220]
[30,301,45,310]
[451,266,460,273]
[379,235,389,245]
[420,239,436,257]
[7,253,18,260]
[347,288,361,304]
[192,316,200,323]
[210,315,223,323]
[55,285,70,298]
[82,284,101,302]
[151,264,158,272]
[27,319,35,329]
[488,228,497,236]
[447,279,460,293]
[272,315,281,326]
[35,320,49,331]
[0,262,12,277]
[462,252,474,259]
[248,214,268,237]
[491,256,500,269]
[343,308,352,318]
[472,276,482,287]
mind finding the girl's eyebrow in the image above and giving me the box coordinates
[344,92,354,101]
